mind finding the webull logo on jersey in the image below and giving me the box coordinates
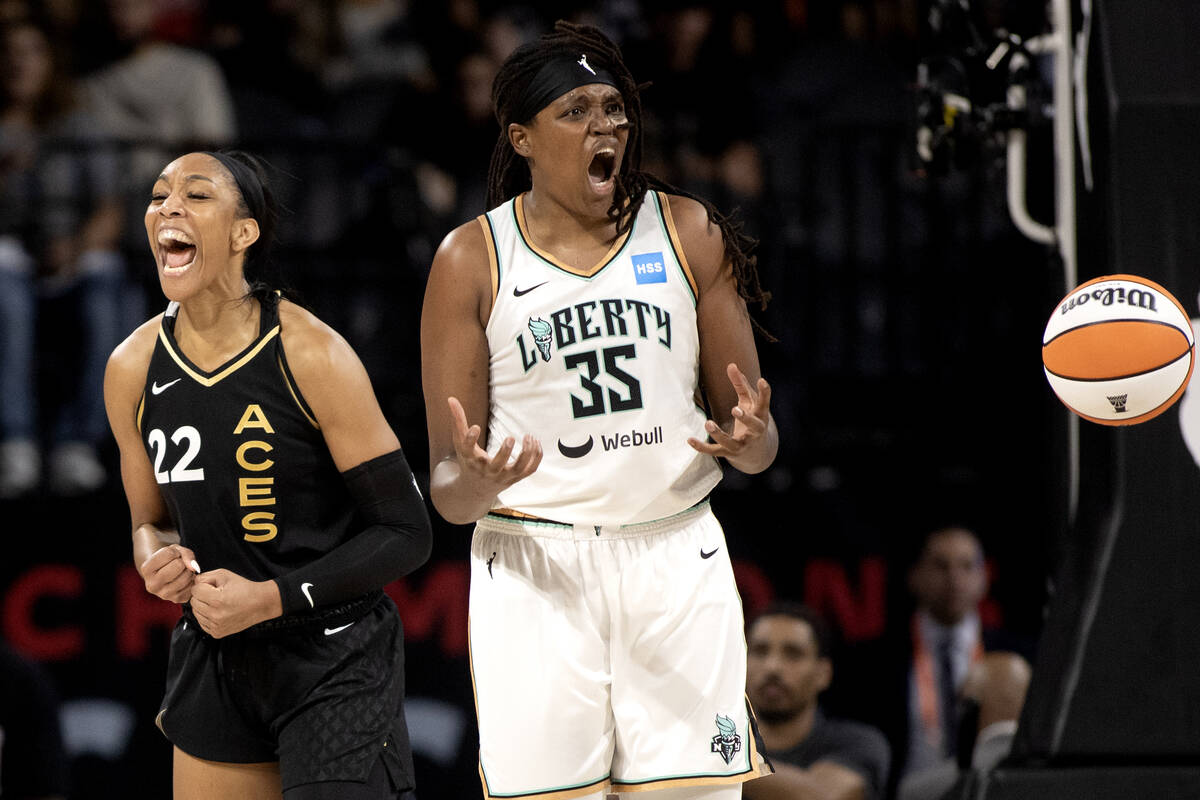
[517,300,673,372]
[631,251,667,284]
[558,425,664,459]
[601,426,663,451]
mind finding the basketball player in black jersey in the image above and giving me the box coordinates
[104,150,431,799]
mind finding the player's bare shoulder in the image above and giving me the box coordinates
[433,217,490,272]
[427,217,492,323]
[277,299,357,380]
[664,194,726,294]
[278,298,381,419]
[105,314,164,402]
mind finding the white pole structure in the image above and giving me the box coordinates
[1007,0,1079,522]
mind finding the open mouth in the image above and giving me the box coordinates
[157,229,196,275]
[588,149,616,189]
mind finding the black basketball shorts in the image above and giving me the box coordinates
[157,592,414,793]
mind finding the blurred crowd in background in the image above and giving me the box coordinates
[0,0,1039,499]
[0,0,1061,797]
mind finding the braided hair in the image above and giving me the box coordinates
[487,20,770,314]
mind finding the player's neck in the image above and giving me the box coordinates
[175,292,260,371]
[521,189,618,253]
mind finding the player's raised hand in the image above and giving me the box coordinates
[687,363,775,470]
[139,544,200,604]
[447,395,542,490]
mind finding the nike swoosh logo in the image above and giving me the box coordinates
[151,378,182,395]
[324,623,354,636]
[301,582,315,608]
[513,281,548,297]
[701,548,719,559]
[557,436,594,458]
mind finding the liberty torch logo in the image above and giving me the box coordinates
[528,317,553,361]
[711,714,742,765]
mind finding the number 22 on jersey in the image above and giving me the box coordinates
[146,404,280,542]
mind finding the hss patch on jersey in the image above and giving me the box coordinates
[631,251,667,284]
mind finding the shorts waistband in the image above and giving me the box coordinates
[481,499,711,540]
[184,590,383,638]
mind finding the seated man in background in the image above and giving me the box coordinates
[898,651,1032,800]
[745,602,891,800]
[903,525,990,775]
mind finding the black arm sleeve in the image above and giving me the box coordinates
[275,448,433,616]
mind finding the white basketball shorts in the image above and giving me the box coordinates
[468,501,773,798]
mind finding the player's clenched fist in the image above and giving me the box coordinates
[139,543,200,604]
[190,569,281,639]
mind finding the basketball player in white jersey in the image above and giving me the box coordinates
[421,21,778,800]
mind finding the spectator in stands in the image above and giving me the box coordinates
[381,47,498,230]
[206,1,336,140]
[957,651,1030,772]
[903,525,990,775]
[78,0,235,260]
[325,0,434,96]
[80,0,235,150]
[898,651,1032,800]
[0,14,125,496]
[745,602,891,800]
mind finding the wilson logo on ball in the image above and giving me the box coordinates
[1059,285,1157,315]
[1042,274,1195,426]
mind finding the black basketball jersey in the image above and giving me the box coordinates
[137,296,355,582]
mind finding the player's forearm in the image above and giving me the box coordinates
[275,449,433,614]
[132,523,179,576]
[430,458,499,525]
[273,524,426,614]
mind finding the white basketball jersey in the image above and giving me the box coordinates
[481,190,722,525]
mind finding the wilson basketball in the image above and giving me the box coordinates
[1042,274,1195,425]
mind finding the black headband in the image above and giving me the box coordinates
[509,52,618,125]
[203,151,265,225]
